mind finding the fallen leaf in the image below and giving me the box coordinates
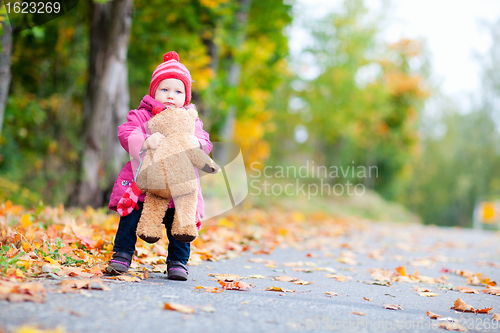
[325,273,352,282]
[315,267,336,273]
[200,304,216,313]
[0,281,45,303]
[419,292,438,297]
[265,286,295,293]
[325,291,338,297]
[249,275,266,279]
[274,276,295,282]
[292,268,313,273]
[384,304,403,310]
[292,279,313,285]
[453,286,479,294]
[59,278,111,292]
[209,274,241,281]
[164,302,195,314]
[426,311,441,319]
[218,280,252,291]
[194,286,224,293]
[363,297,372,301]
[450,298,492,314]
[12,324,65,332]
[492,313,500,321]
[450,298,473,312]
[396,265,407,276]
[437,322,467,331]
[352,311,365,316]
[337,257,357,265]
[362,280,391,286]
[483,286,500,296]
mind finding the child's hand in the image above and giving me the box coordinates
[188,135,201,149]
[143,132,166,150]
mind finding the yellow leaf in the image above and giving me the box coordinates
[14,324,66,333]
[20,214,32,228]
[43,257,60,266]
[216,218,234,228]
[22,242,32,252]
[17,260,31,270]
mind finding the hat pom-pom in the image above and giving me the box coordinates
[164,51,179,62]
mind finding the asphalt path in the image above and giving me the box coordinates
[1,222,500,333]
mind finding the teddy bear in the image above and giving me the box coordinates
[135,106,220,243]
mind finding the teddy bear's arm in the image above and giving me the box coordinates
[185,148,220,174]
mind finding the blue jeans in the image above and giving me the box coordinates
[113,201,190,265]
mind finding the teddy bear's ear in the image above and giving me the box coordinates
[187,108,198,119]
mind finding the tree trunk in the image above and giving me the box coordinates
[72,0,133,207]
[0,20,13,140]
[212,0,251,164]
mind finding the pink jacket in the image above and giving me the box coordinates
[108,95,213,218]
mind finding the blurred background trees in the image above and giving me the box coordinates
[0,0,499,227]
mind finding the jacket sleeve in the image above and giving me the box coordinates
[195,117,213,155]
[118,109,150,161]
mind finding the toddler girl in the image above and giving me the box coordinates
[105,51,212,280]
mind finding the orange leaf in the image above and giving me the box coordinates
[395,266,406,276]
[363,297,372,301]
[265,286,295,293]
[453,286,479,294]
[218,280,251,291]
[195,286,224,293]
[352,311,365,316]
[451,298,474,312]
[0,281,45,303]
[164,302,195,313]
[384,304,403,310]
[450,298,491,313]
[59,278,111,292]
[483,286,500,296]
[426,311,441,319]
[492,313,500,321]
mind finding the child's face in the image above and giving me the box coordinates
[154,78,186,108]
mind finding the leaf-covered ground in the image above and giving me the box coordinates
[1,200,500,333]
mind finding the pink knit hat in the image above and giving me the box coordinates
[149,51,192,106]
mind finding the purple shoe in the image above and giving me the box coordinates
[166,261,188,281]
[104,252,133,275]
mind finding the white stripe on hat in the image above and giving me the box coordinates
[155,62,189,73]
[152,68,191,82]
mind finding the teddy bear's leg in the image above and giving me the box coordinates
[136,192,169,243]
[171,191,198,243]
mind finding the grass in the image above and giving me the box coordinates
[242,176,420,223]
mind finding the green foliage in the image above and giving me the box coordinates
[0,2,88,206]
[267,0,430,200]
[1,0,292,206]
[34,238,84,266]
[401,19,500,227]
[129,0,292,164]
[0,245,24,274]
[402,106,500,227]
